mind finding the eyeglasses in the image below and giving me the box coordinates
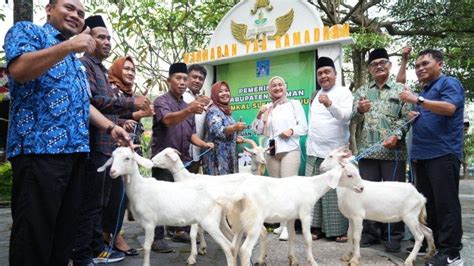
[369,59,390,68]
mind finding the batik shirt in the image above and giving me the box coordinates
[4,22,90,158]
[351,79,412,161]
[203,105,238,175]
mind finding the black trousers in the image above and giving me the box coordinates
[358,159,406,242]
[414,154,463,256]
[9,153,86,266]
[72,152,112,264]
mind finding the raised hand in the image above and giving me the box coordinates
[401,45,412,61]
[232,122,246,132]
[67,27,96,54]
[357,96,371,114]
[187,100,206,114]
[134,95,151,111]
[257,105,268,119]
[318,94,332,108]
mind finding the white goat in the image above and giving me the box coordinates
[319,146,436,266]
[151,148,268,264]
[234,162,365,266]
[98,147,243,266]
[239,137,267,175]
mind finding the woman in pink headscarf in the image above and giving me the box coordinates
[252,76,308,240]
[203,81,246,175]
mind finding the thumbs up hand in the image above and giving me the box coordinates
[67,26,96,54]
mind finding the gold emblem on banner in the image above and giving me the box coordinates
[251,0,273,14]
[231,8,294,44]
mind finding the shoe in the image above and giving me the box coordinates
[279,227,288,241]
[151,240,175,253]
[425,252,464,266]
[92,250,125,264]
[405,245,428,256]
[273,226,283,235]
[359,235,380,248]
[172,231,191,244]
[384,241,401,253]
[114,246,139,256]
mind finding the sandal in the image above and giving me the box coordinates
[335,235,348,243]
[311,231,325,241]
[115,246,139,256]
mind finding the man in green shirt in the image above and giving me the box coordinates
[351,48,411,252]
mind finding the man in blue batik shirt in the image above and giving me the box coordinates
[3,0,130,265]
[400,49,464,266]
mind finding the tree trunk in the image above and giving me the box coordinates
[351,47,368,91]
[14,0,33,22]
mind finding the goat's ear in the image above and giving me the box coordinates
[97,157,113,172]
[133,153,154,169]
[243,147,253,154]
[322,168,342,189]
[341,149,352,158]
[167,151,180,162]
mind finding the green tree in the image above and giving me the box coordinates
[87,0,237,95]
[309,0,473,93]
[389,0,473,97]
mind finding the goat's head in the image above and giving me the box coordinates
[322,162,364,193]
[242,138,267,165]
[151,148,182,170]
[97,147,154,179]
[320,145,353,173]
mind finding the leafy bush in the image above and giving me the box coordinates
[0,162,12,202]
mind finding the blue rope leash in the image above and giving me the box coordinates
[106,123,140,264]
[387,149,399,243]
[352,115,419,162]
[105,184,126,265]
[182,147,213,169]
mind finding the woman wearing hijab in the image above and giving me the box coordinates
[203,81,246,175]
[252,76,308,240]
[102,56,153,256]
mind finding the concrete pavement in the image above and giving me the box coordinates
[1,180,473,265]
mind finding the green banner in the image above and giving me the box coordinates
[217,51,315,175]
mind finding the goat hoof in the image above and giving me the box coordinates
[404,261,413,266]
[289,260,298,266]
[187,257,197,265]
[341,254,351,262]
[424,250,435,260]
[198,247,207,255]
[349,260,359,266]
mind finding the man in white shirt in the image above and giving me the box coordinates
[183,64,209,173]
[306,57,353,242]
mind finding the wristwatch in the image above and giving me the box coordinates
[417,96,425,104]
[106,123,116,135]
